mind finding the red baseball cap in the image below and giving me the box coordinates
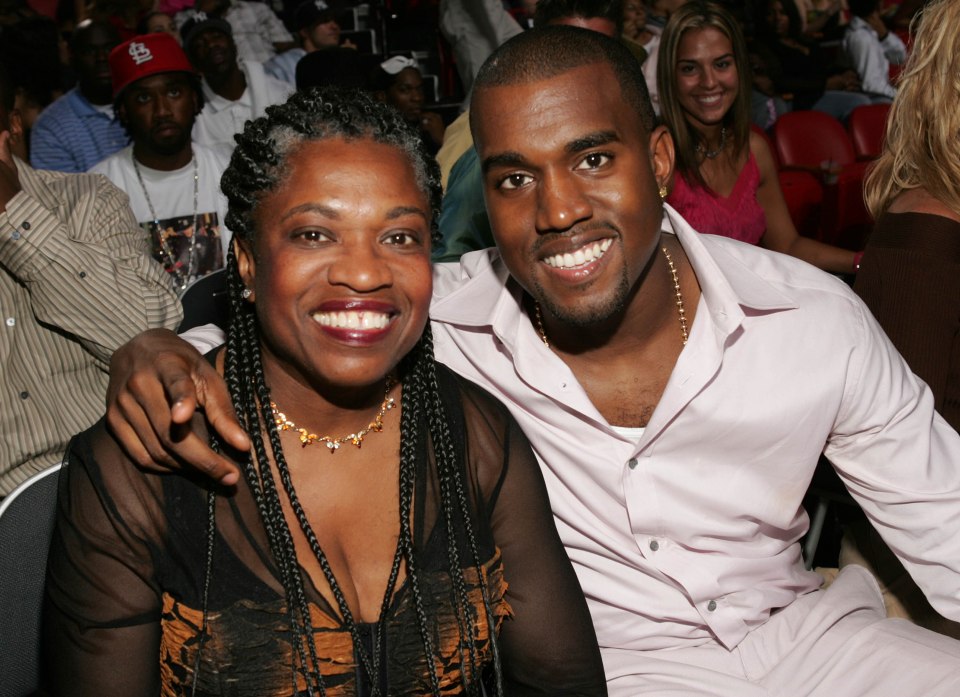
[109,32,195,99]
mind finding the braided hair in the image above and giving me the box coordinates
[198,87,504,696]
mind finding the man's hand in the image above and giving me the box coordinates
[106,329,249,485]
[0,130,23,214]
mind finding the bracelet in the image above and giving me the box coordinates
[853,250,865,272]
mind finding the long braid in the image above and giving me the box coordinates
[396,339,444,696]
[420,327,498,695]
[189,485,217,696]
[217,86,505,693]
[258,379,383,690]
[224,249,325,695]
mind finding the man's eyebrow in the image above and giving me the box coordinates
[481,151,526,174]
[480,132,620,174]
[566,131,619,154]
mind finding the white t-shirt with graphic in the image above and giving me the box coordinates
[90,142,232,290]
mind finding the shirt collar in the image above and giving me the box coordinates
[13,157,66,215]
[68,88,110,118]
[430,204,798,351]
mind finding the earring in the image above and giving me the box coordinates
[241,288,252,299]
[658,184,668,200]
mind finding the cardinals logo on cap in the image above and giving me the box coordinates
[128,41,153,66]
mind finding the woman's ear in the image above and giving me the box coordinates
[234,238,255,301]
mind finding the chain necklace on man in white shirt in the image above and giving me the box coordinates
[132,150,199,293]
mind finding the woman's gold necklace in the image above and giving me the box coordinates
[269,376,396,451]
[535,246,689,348]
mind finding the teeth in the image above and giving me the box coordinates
[544,239,612,269]
[312,310,390,330]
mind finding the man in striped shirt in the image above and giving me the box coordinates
[29,20,130,173]
[0,65,182,497]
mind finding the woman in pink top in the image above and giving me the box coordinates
[659,1,858,274]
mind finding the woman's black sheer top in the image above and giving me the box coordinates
[43,365,606,696]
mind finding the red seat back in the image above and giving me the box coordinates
[773,110,856,170]
[847,103,890,160]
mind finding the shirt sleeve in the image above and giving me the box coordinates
[0,171,182,366]
[880,31,907,65]
[458,379,608,696]
[825,296,960,622]
[43,425,165,696]
[845,30,896,99]
[182,323,226,353]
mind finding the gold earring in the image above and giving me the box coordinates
[658,184,668,200]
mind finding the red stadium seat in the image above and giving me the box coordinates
[847,103,890,161]
[752,125,824,239]
[773,111,872,248]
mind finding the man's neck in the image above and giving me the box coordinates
[133,143,193,172]
[539,234,701,428]
[206,67,246,101]
[539,242,671,355]
[80,85,112,107]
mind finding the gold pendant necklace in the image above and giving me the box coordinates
[270,377,396,451]
[535,246,689,348]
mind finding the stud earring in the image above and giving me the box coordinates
[241,288,252,299]
[658,184,668,200]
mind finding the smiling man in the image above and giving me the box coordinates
[90,32,231,292]
[104,25,960,697]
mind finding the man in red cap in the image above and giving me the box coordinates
[90,32,232,294]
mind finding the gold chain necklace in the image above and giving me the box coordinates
[535,246,688,348]
[270,377,396,451]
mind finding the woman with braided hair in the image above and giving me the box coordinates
[42,88,606,696]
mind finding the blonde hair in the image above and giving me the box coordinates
[864,0,960,219]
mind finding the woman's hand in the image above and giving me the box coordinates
[106,329,247,485]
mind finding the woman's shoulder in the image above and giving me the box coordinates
[66,413,216,527]
[887,188,960,223]
[434,363,514,437]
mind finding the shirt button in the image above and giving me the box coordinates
[627,457,638,470]
[10,230,20,240]
[649,540,659,551]
[707,600,717,612]
[78,271,86,278]
[19,391,29,399]
[5,317,14,326]
[21,221,30,230]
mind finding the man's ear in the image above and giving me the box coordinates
[649,124,676,194]
[235,238,255,301]
[7,108,23,141]
[116,100,129,130]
